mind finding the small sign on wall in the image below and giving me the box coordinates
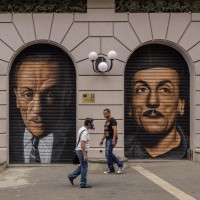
[82,93,95,103]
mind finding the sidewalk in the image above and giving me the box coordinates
[0,160,199,200]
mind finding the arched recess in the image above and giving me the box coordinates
[9,43,76,164]
[124,44,190,160]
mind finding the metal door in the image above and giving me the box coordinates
[9,44,76,163]
[124,44,190,159]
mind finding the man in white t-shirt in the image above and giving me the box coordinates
[68,118,95,188]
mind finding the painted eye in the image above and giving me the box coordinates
[46,92,54,97]
[136,87,149,93]
[22,91,34,100]
[159,87,171,93]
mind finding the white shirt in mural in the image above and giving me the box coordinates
[24,128,54,163]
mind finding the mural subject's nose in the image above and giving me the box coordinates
[146,92,159,109]
[31,97,42,114]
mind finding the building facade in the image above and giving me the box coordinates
[0,0,200,167]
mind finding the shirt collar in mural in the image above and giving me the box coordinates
[131,125,187,159]
[24,128,54,163]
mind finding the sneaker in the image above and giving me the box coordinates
[104,169,115,174]
[80,184,93,188]
[117,164,125,174]
[68,175,74,186]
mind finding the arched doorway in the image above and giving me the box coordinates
[124,44,190,159]
[9,44,76,163]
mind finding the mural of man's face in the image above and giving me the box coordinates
[14,61,66,137]
[131,67,185,135]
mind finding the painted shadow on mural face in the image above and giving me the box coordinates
[124,44,190,159]
[9,44,76,163]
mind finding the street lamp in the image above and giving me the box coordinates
[88,50,117,72]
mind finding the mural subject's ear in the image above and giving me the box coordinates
[128,103,132,116]
[14,89,19,108]
[178,99,185,115]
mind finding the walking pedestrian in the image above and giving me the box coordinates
[99,109,125,174]
[68,118,95,188]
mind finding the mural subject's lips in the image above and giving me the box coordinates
[143,115,162,119]
[30,116,43,123]
[29,121,44,127]
[142,109,164,118]
[30,120,43,123]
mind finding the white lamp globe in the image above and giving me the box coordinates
[108,50,117,60]
[98,62,108,72]
[89,51,98,61]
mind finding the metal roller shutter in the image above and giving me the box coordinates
[9,44,76,163]
[124,44,190,160]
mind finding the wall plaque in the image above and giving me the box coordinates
[82,93,95,103]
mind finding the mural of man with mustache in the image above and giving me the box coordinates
[125,44,189,159]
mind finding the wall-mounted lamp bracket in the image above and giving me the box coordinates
[89,50,117,73]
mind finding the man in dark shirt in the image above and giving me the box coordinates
[99,109,125,174]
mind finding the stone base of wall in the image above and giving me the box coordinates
[0,162,7,172]
[193,150,200,162]
[88,157,128,171]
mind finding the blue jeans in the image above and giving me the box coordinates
[105,138,123,172]
[68,150,88,186]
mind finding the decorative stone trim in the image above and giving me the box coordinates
[88,157,128,171]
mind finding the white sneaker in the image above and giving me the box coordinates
[104,169,115,174]
[117,164,125,174]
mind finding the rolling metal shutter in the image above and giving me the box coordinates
[9,44,76,163]
[124,44,190,160]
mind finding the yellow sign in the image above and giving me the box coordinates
[82,93,95,103]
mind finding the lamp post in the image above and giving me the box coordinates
[88,50,117,72]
